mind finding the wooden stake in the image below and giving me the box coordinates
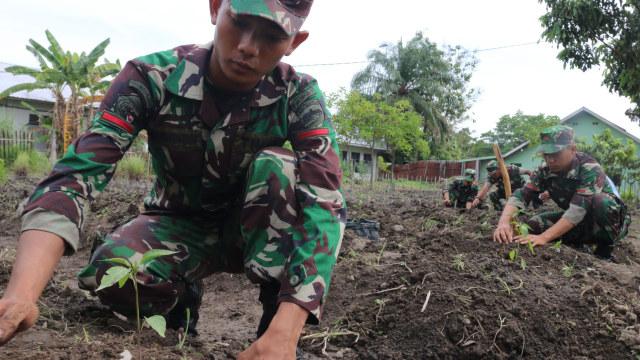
[421,290,432,312]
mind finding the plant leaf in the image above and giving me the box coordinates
[145,315,167,337]
[521,258,527,270]
[509,249,516,260]
[141,249,178,264]
[100,257,132,268]
[96,266,130,291]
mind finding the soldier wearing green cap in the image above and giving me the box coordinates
[443,168,480,209]
[0,0,343,358]
[472,160,534,210]
[494,125,631,262]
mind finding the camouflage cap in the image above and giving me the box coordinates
[229,0,313,36]
[463,168,476,182]
[536,125,575,154]
[486,160,499,172]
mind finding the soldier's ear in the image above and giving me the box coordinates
[210,0,223,26]
[284,30,309,56]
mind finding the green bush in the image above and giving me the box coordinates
[28,150,51,175]
[12,152,30,176]
[340,159,353,183]
[116,155,147,180]
[0,159,7,185]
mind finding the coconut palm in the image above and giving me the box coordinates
[0,30,120,163]
[351,32,477,146]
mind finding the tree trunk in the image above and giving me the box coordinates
[370,147,376,187]
[390,150,396,192]
[49,128,57,168]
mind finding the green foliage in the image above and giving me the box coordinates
[282,140,293,151]
[28,150,51,175]
[539,0,640,121]
[481,110,561,152]
[355,161,368,175]
[0,159,7,185]
[0,114,14,133]
[98,249,177,359]
[576,128,640,199]
[12,152,30,176]
[351,32,479,143]
[116,155,147,180]
[340,159,354,183]
[377,156,389,172]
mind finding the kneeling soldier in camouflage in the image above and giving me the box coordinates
[443,168,479,209]
[473,160,536,211]
[493,125,631,261]
[0,1,345,358]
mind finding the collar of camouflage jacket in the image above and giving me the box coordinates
[163,41,299,108]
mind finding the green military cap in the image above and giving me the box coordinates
[486,160,499,172]
[536,125,575,154]
[463,168,476,182]
[229,0,313,36]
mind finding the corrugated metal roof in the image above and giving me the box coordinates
[0,62,66,103]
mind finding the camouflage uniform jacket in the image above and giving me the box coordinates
[21,42,346,297]
[444,178,479,201]
[487,165,527,192]
[507,152,616,224]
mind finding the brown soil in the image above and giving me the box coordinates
[1,177,640,359]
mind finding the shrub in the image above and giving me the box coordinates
[0,159,7,185]
[28,150,51,175]
[116,155,147,180]
[12,152,30,176]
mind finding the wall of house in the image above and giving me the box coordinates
[0,98,53,130]
[339,144,380,181]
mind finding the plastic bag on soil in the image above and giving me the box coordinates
[345,218,380,242]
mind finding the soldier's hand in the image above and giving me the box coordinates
[493,221,514,243]
[444,199,451,206]
[0,295,40,346]
[539,191,550,201]
[472,198,480,207]
[516,234,549,247]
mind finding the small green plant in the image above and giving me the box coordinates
[97,249,178,360]
[116,155,147,180]
[422,219,439,232]
[177,308,191,349]
[375,241,387,265]
[509,210,534,270]
[374,298,386,324]
[452,253,466,270]
[551,240,563,252]
[631,349,640,360]
[562,262,575,277]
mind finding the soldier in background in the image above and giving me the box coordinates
[443,168,479,209]
[473,160,538,210]
[493,125,631,262]
[0,1,345,358]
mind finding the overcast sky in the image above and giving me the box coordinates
[3,0,639,140]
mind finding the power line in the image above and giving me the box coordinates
[0,41,542,73]
[293,41,540,68]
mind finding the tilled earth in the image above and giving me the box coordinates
[1,177,640,359]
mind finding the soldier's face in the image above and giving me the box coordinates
[543,146,576,173]
[491,170,501,179]
[208,0,309,92]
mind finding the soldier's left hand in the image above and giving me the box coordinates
[515,234,549,247]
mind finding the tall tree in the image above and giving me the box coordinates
[351,32,478,144]
[539,0,640,121]
[0,30,120,163]
[481,111,561,152]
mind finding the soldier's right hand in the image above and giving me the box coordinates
[0,295,40,345]
[444,199,451,206]
[493,221,513,243]
[472,198,480,207]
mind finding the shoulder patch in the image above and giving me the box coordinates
[101,112,133,133]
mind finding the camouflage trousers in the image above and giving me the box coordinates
[526,193,631,253]
[77,147,317,320]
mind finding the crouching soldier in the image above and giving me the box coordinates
[443,168,479,209]
[493,125,631,261]
[473,160,538,210]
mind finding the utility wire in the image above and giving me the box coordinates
[0,41,541,73]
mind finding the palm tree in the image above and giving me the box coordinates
[0,30,120,163]
[351,32,477,145]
